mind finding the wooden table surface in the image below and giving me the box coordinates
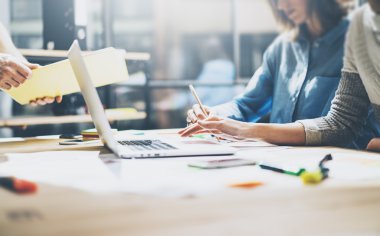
[0,131,380,236]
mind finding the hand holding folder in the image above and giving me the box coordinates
[2,48,129,105]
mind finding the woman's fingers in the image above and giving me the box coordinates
[187,109,198,123]
[192,129,222,135]
[3,64,28,85]
[366,138,380,152]
[0,81,11,90]
[7,58,31,79]
[178,126,188,135]
[179,123,204,137]
[198,118,242,138]
[193,104,208,119]
[24,62,40,70]
[7,77,21,87]
[35,98,47,106]
[29,95,63,106]
[0,55,32,90]
[198,119,223,131]
[56,95,63,103]
[179,116,223,137]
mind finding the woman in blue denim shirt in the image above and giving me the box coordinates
[181,0,378,149]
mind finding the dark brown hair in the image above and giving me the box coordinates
[268,0,348,39]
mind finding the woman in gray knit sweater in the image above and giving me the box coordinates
[180,0,380,151]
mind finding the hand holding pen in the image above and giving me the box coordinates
[185,85,216,126]
[180,85,220,141]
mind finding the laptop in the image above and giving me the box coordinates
[67,41,236,158]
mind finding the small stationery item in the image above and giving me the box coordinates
[0,177,38,194]
[229,181,263,189]
[81,128,117,140]
[300,154,333,185]
[59,134,82,139]
[59,139,101,145]
[258,163,305,177]
[188,158,256,169]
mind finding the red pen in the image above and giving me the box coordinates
[0,177,38,194]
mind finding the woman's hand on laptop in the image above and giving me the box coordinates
[185,104,215,126]
[29,95,62,106]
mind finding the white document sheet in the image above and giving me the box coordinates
[238,148,380,182]
[328,152,380,181]
[119,155,301,198]
[0,151,121,193]
[118,149,380,198]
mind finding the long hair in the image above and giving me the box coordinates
[268,0,348,39]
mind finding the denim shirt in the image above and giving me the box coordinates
[214,19,376,149]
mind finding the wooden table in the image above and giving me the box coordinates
[0,131,380,236]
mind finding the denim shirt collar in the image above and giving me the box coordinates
[297,18,349,46]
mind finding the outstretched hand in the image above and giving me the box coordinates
[0,54,34,90]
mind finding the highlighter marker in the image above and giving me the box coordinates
[0,177,38,194]
[259,164,305,177]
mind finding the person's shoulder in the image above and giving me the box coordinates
[348,4,367,28]
[272,32,292,45]
[264,33,291,53]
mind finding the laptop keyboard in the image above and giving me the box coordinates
[118,140,177,151]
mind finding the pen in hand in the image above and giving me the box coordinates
[189,84,208,116]
[188,84,220,142]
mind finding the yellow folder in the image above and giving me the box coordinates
[3,47,129,105]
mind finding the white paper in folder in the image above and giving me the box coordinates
[3,47,128,105]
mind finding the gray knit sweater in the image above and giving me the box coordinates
[298,4,380,147]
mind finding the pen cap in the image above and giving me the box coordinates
[300,171,323,185]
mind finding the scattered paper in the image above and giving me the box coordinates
[328,152,380,181]
[190,133,279,148]
[238,148,380,182]
[119,155,301,198]
[226,140,278,148]
[0,151,122,193]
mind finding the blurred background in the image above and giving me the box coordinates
[0,0,357,137]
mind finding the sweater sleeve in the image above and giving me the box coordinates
[342,9,360,74]
[297,72,371,147]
